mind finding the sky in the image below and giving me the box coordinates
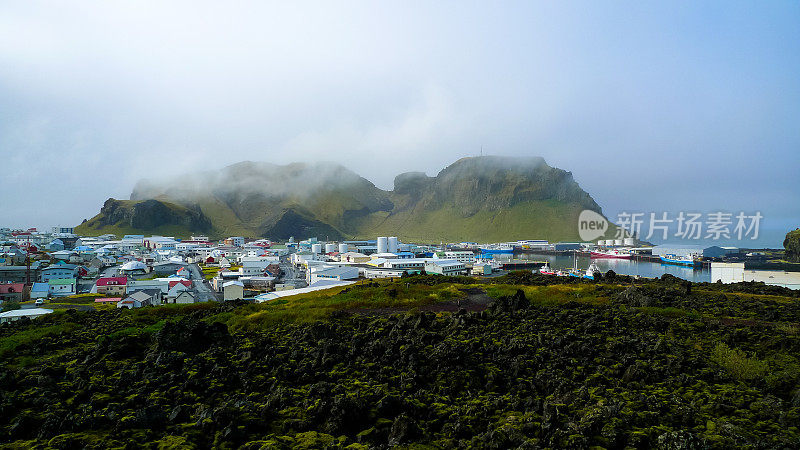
[1,1,798,246]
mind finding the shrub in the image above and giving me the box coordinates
[710,342,768,381]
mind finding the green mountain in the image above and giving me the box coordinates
[76,156,609,242]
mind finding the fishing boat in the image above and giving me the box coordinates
[590,249,631,259]
[538,262,556,275]
[583,262,601,279]
[660,253,699,266]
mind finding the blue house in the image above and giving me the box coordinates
[41,262,78,282]
[48,239,65,251]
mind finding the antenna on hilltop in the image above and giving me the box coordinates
[480,145,483,157]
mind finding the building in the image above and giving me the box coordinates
[120,260,148,275]
[223,280,244,301]
[123,289,162,306]
[309,266,360,284]
[224,236,245,247]
[174,290,197,304]
[48,278,76,297]
[240,256,280,276]
[255,280,356,302]
[424,260,468,276]
[471,263,493,276]
[0,283,27,303]
[439,251,476,264]
[166,280,192,302]
[339,252,371,263]
[40,263,78,282]
[553,243,582,251]
[0,266,39,284]
[710,263,800,290]
[30,282,49,299]
[363,268,406,279]
[383,258,428,272]
[0,308,53,323]
[95,277,128,296]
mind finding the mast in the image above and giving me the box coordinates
[25,234,31,286]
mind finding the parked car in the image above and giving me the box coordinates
[34,299,45,306]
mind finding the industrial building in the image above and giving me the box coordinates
[710,263,800,290]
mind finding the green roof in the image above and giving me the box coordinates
[48,278,76,285]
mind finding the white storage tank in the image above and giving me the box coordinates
[338,243,348,253]
[614,239,623,246]
[388,236,399,253]
[597,240,605,246]
[311,243,323,254]
[376,236,388,254]
[325,243,336,253]
[624,237,635,246]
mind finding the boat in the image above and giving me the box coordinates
[538,262,556,275]
[584,262,601,279]
[590,249,631,259]
[660,253,699,266]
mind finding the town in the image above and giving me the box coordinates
[2,226,798,324]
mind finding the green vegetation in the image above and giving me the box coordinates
[47,293,105,304]
[199,264,221,280]
[710,342,768,381]
[2,274,799,448]
[785,228,800,263]
[75,156,614,242]
[1,300,20,312]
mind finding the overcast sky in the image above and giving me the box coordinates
[1,1,798,246]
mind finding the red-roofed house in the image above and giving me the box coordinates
[0,283,28,303]
[96,277,128,296]
[168,280,192,290]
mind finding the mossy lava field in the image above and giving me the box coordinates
[2,273,800,449]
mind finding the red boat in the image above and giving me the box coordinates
[590,249,631,259]
[537,262,557,275]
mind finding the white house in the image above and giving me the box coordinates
[424,260,467,276]
[174,290,197,304]
[48,278,76,296]
[223,280,244,301]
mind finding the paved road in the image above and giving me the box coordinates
[280,255,307,288]
[187,263,218,302]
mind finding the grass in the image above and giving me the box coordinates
[207,280,473,329]
[199,264,221,280]
[484,284,616,307]
[47,293,105,304]
[0,322,80,357]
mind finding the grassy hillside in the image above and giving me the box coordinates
[353,200,599,243]
[2,274,799,448]
[77,157,614,242]
[75,199,213,239]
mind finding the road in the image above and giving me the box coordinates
[186,263,219,302]
[280,254,307,288]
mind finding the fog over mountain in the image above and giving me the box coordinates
[78,156,605,242]
[1,1,798,246]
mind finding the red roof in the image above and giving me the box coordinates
[94,297,122,303]
[169,280,192,289]
[0,283,25,294]
[96,277,128,287]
